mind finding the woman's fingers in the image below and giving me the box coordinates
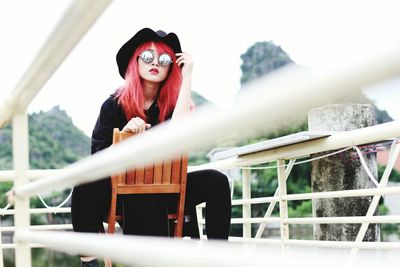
[122,117,151,133]
[175,52,194,77]
[175,52,193,66]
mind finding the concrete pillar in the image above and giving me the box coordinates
[308,104,379,241]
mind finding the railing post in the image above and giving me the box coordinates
[277,159,289,242]
[0,216,3,267]
[12,112,31,267]
[242,168,251,238]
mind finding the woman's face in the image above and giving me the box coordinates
[138,43,171,84]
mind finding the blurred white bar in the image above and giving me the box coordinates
[229,237,400,249]
[191,121,400,172]
[14,230,282,267]
[13,47,400,197]
[0,0,111,127]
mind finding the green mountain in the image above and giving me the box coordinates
[239,41,392,123]
[240,41,294,85]
[0,106,91,170]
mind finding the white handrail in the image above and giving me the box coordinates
[14,230,280,267]
[14,119,399,199]
[11,42,400,197]
[15,230,400,267]
[0,207,70,216]
[229,237,400,249]
[0,0,111,128]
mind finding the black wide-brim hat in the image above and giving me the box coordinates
[116,28,182,79]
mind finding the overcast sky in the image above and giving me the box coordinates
[1,0,399,135]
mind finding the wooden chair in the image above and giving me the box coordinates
[106,128,188,237]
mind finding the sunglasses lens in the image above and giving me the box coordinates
[140,50,153,63]
[159,54,172,66]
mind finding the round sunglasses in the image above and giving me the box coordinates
[139,50,173,67]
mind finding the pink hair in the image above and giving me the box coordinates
[115,41,182,122]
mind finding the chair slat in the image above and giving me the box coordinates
[171,158,182,184]
[135,165,144,184]
[126,170,135,184]
[162,161,172,184]
[144,165,154,184]
[117,184,180,194]
[153,163,163,184]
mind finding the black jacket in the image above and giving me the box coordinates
[91,95,164,154]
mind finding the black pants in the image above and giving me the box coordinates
[71,169,231,239]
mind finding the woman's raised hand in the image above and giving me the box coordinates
[175,52,193,79]
[122,117,151,134]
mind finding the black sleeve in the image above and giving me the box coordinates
[91,97,122,154]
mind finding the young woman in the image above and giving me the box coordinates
[71,28,231,267]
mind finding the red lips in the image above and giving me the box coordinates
[149,68,159,74]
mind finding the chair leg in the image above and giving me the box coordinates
[108,192,117,234]
[175,194,185,237]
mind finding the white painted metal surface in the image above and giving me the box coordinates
[12,113,31,267]
[277,159,289,241]
[9,42,400,197]
[242,169,251,238]
[213,131,336,160]
[0,0,112,128]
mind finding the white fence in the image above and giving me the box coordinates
[1,0,400,266]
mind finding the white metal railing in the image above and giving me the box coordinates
[0,0,112,128]
[2,63,399,266]
[1,0,400,266]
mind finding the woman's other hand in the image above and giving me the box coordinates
[122,117,151,133]
[175,52,193,79]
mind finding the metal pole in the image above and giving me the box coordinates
[242,168,251,238]
[277,159,289,241]
[12,112,31,267]
[255,159,295,238]
[0,216,4,267]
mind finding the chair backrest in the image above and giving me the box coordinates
[111,128,188,194]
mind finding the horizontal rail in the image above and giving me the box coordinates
[0,224,72,232]
[0,207,71,216]
[283,186,400,201]
[231,218,280,224]
[14,230,280,267]
[229,237,400,250]
[191,122,400,171]
[12,45,400,197]
[14,230,400,267]
[200,215,400,225]
[285,215,400,224]
[0,0,111,127]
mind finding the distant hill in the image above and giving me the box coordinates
[0,106,91,170]
[240,41,294,85]
[239,41,392,124]
[0,92,210,170]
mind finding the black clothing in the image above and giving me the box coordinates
[71,95,231,238]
